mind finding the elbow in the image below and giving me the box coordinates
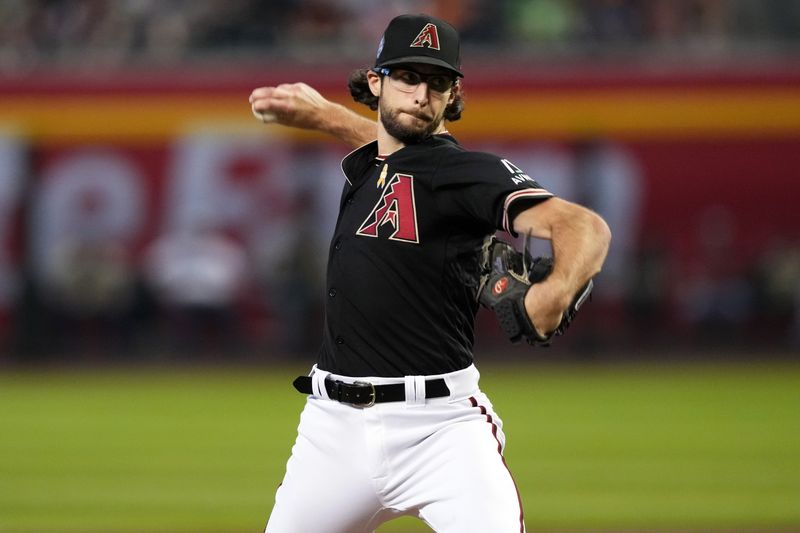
[588,211,612,273]
[593,212,612,250]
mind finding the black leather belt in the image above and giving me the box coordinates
[293,375,450,407]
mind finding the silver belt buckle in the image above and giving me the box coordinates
[352,381,376,407]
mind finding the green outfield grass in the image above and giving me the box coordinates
[0,360,798,532]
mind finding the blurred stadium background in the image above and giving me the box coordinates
[0,1,798,532]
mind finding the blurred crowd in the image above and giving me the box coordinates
[1,0,799,72]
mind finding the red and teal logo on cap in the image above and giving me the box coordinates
[410,23,440,50]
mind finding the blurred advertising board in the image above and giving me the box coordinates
[1,64,799,352]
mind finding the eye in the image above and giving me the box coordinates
[396,71,422,85]
[428,76,451,91]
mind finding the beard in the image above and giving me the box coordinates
[379,100,444,145]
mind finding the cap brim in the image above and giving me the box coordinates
[377,56,463,77]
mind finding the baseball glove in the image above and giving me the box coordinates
[477,236,593,346]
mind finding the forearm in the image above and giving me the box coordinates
[513,198,611,333]
[546,207,609,296]
[249,83,377,148]
[515,199,609,282]
[318,102,377,148]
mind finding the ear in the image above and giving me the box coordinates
[448,81,460,104]
[367,70,382,98]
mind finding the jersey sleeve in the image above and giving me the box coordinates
[433,150,554,235]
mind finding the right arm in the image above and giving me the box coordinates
[249,83,377,148]
[512,197,611,336]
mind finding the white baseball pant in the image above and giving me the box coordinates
[264,364,525,533]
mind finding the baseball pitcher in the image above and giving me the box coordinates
[250,14,611,533]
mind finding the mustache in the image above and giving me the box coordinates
[402,110,434,121]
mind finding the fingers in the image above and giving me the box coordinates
[248,85,277,104]
[248,84,299,124]
[248,82,327,130]
[249,83,299,108]
[249,86,278,114]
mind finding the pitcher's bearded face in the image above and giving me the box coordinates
[376,65,455,144]
[379,99,444,144]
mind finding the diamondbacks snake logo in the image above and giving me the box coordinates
[410,23,440,50]
[356,173,419,243]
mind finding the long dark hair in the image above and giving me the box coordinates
[347,68,464,121]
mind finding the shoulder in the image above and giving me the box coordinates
[433,143,522,187]
[341,140,379,178]
[382,135,463,180]
[421,136,508,172]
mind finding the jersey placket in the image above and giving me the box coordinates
[325,160,385,353]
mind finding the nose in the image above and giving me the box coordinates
[412,82,429,106]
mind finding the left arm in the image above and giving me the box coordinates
[512,197,612,336]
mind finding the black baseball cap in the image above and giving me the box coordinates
[374,14,463,78]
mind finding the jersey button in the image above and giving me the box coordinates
[328,288,337,297]
[335,336,345,345]
[346,197,354,205]
[334,239,342,250]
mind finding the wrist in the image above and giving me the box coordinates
[524,279,567,335]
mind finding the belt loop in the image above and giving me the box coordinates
[311,367,331,400]
[404,375,426,407]
[414,375,426,404]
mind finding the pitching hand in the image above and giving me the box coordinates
[249,82,330,130]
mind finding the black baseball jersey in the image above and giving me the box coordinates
[318,134,553,377]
